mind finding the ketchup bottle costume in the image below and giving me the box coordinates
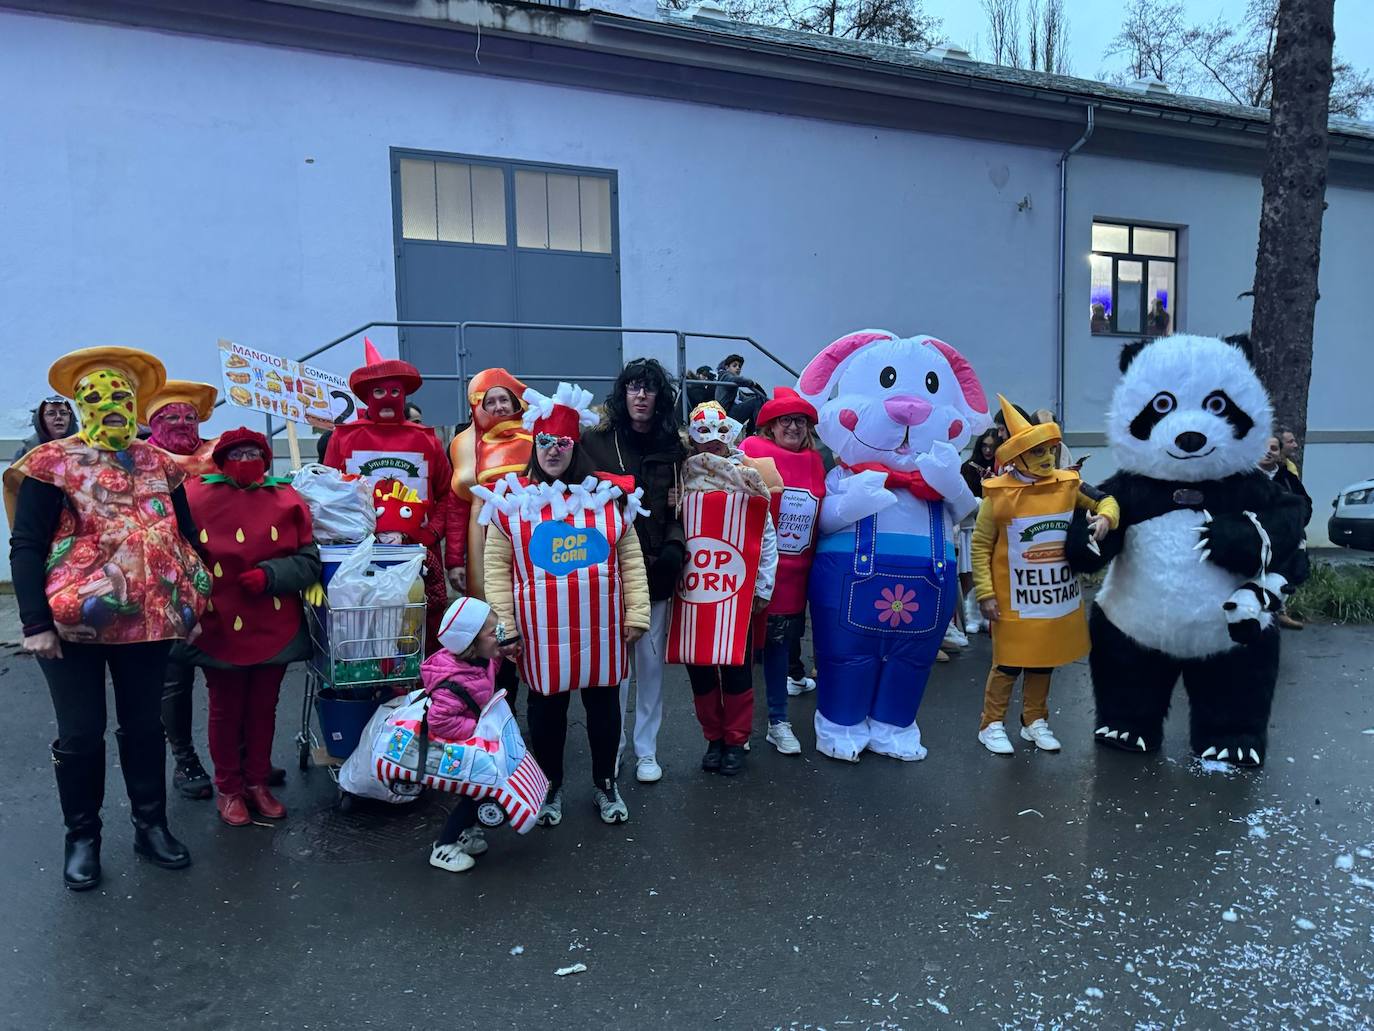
[322,340,456,650]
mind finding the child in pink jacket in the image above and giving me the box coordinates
[422,596,505,873]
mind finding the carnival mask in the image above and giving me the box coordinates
[149,401,202,455]
[75,369,138,452]
[687,402,742,446]
[365,378,408,424]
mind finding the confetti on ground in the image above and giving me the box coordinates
[555,963,587,977]
[1221,909,1239,923]
[1335,854,1355,871]
[509,946,524,956]
[1084,987,1104,999]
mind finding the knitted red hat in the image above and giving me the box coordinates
[211,427,271,467]
[757,386,818,427]
[348,338,422,400]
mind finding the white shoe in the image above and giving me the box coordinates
[429,842,475,873]
[786,675,817,697]
[943,625,969,649]
[965,617,983,634]
[978,721,1015,755]
[635,756,663,783]
[457,827,488,856]
[1020,719,1062,752]
[766,721,802,755]
[963,595,983,634]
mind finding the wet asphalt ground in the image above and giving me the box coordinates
[0,618,1371,1030]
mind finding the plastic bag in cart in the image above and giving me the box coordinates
[292,464,376,544]
[373,689,548,834]
[325,536,425,660]
[337,694,422,804]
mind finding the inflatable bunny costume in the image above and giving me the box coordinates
[798,330,990,762]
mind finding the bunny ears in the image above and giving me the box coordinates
[521,382,601,441]
[796,329,990,421]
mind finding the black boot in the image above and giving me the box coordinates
[720,744,747,777]
[171,750,213,800]
[701,740,724,773]
[116,728,192,870]
[52,741,104,892]
[163,663,212,800]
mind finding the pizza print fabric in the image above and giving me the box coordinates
[23,438,210,644]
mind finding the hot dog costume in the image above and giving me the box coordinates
[797,330,990,763]
[449,368,533,601]
[322,340,455,646]
[971,398,1118,752]
[474,383,651,696]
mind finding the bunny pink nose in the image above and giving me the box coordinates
[883,395,933,426]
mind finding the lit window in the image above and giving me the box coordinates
[1090,222,1177,337]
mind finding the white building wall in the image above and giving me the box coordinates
[0,10,1367,586]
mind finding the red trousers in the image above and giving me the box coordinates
[205,665,286,795]
[686,663,754,747]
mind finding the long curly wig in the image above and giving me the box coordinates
[604,357,681,440]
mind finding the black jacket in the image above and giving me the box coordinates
[581,421,687,601]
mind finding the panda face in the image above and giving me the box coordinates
[1107,334,1272,483]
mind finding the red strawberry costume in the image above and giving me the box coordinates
[180,428,322,825]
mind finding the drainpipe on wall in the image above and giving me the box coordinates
[1056,105,1095,426]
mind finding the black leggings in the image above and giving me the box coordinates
[525,684,621,791]
[437,797,478,845]
[40,640,173,754]
[161,655,198,760]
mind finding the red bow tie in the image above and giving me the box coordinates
[840,462,942,501]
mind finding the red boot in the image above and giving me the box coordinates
[217,793,251,827]
[244,784,286,820]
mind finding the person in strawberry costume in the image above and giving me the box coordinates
[145,379,221,799]
[322,339,459,650]
[5,346,209,891]
[180,427,321,827]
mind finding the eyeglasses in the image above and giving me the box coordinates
[625,381,657,398]
[535,433,575,453]
[775,415,810,430]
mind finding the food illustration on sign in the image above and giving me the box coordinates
[229,386,252,406]
[226,354,250,369]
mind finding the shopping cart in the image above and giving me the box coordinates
[296,597,426,774]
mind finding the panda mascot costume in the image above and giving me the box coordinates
[1066,333,1307,767]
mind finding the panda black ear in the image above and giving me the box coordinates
[1118,338,1151,374]
[1223,333,1255,361]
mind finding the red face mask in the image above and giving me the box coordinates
[223,456,267,487]
[365,379,408,424]
[150,402,202,455]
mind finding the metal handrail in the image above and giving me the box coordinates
[238,318,795,443]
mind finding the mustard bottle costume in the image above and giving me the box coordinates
[971,398,1118,752]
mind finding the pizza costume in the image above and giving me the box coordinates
[180,428,321,825]
[672,402,779,774]
[476,383,650,816]
[322,339,457,650]
[740,388,826,739]
[5,346,209,890]
[971,398,1118,754]
[145,378,221,799]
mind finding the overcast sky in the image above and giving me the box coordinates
[925,0,1374,88]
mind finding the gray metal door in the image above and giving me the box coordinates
[391,151,622,419]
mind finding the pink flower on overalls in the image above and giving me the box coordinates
[875,584,917,626]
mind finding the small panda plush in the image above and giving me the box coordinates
[1222,571,1290,645]
[1066,333,1307,767]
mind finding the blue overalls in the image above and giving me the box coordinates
[809,500,958,730]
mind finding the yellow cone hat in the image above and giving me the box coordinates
[994,394,1061,467]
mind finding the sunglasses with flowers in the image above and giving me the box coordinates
[535,433,575,452]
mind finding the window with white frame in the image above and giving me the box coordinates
[1089,222,1178,337]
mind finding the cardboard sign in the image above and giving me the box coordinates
[218,339,354,427]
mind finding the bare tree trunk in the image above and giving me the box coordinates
[1249,0,1334,461]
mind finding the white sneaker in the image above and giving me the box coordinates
[536,789,563,827]
[766,721,802,755]
[786,675,817,697]
[457,827,488,856]
[635,756,663,783]
[978,721,1015,755]
[1020,719,1062,752]
[429,842,475,872]
[943,625,969,649]
[963,595,983,634]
